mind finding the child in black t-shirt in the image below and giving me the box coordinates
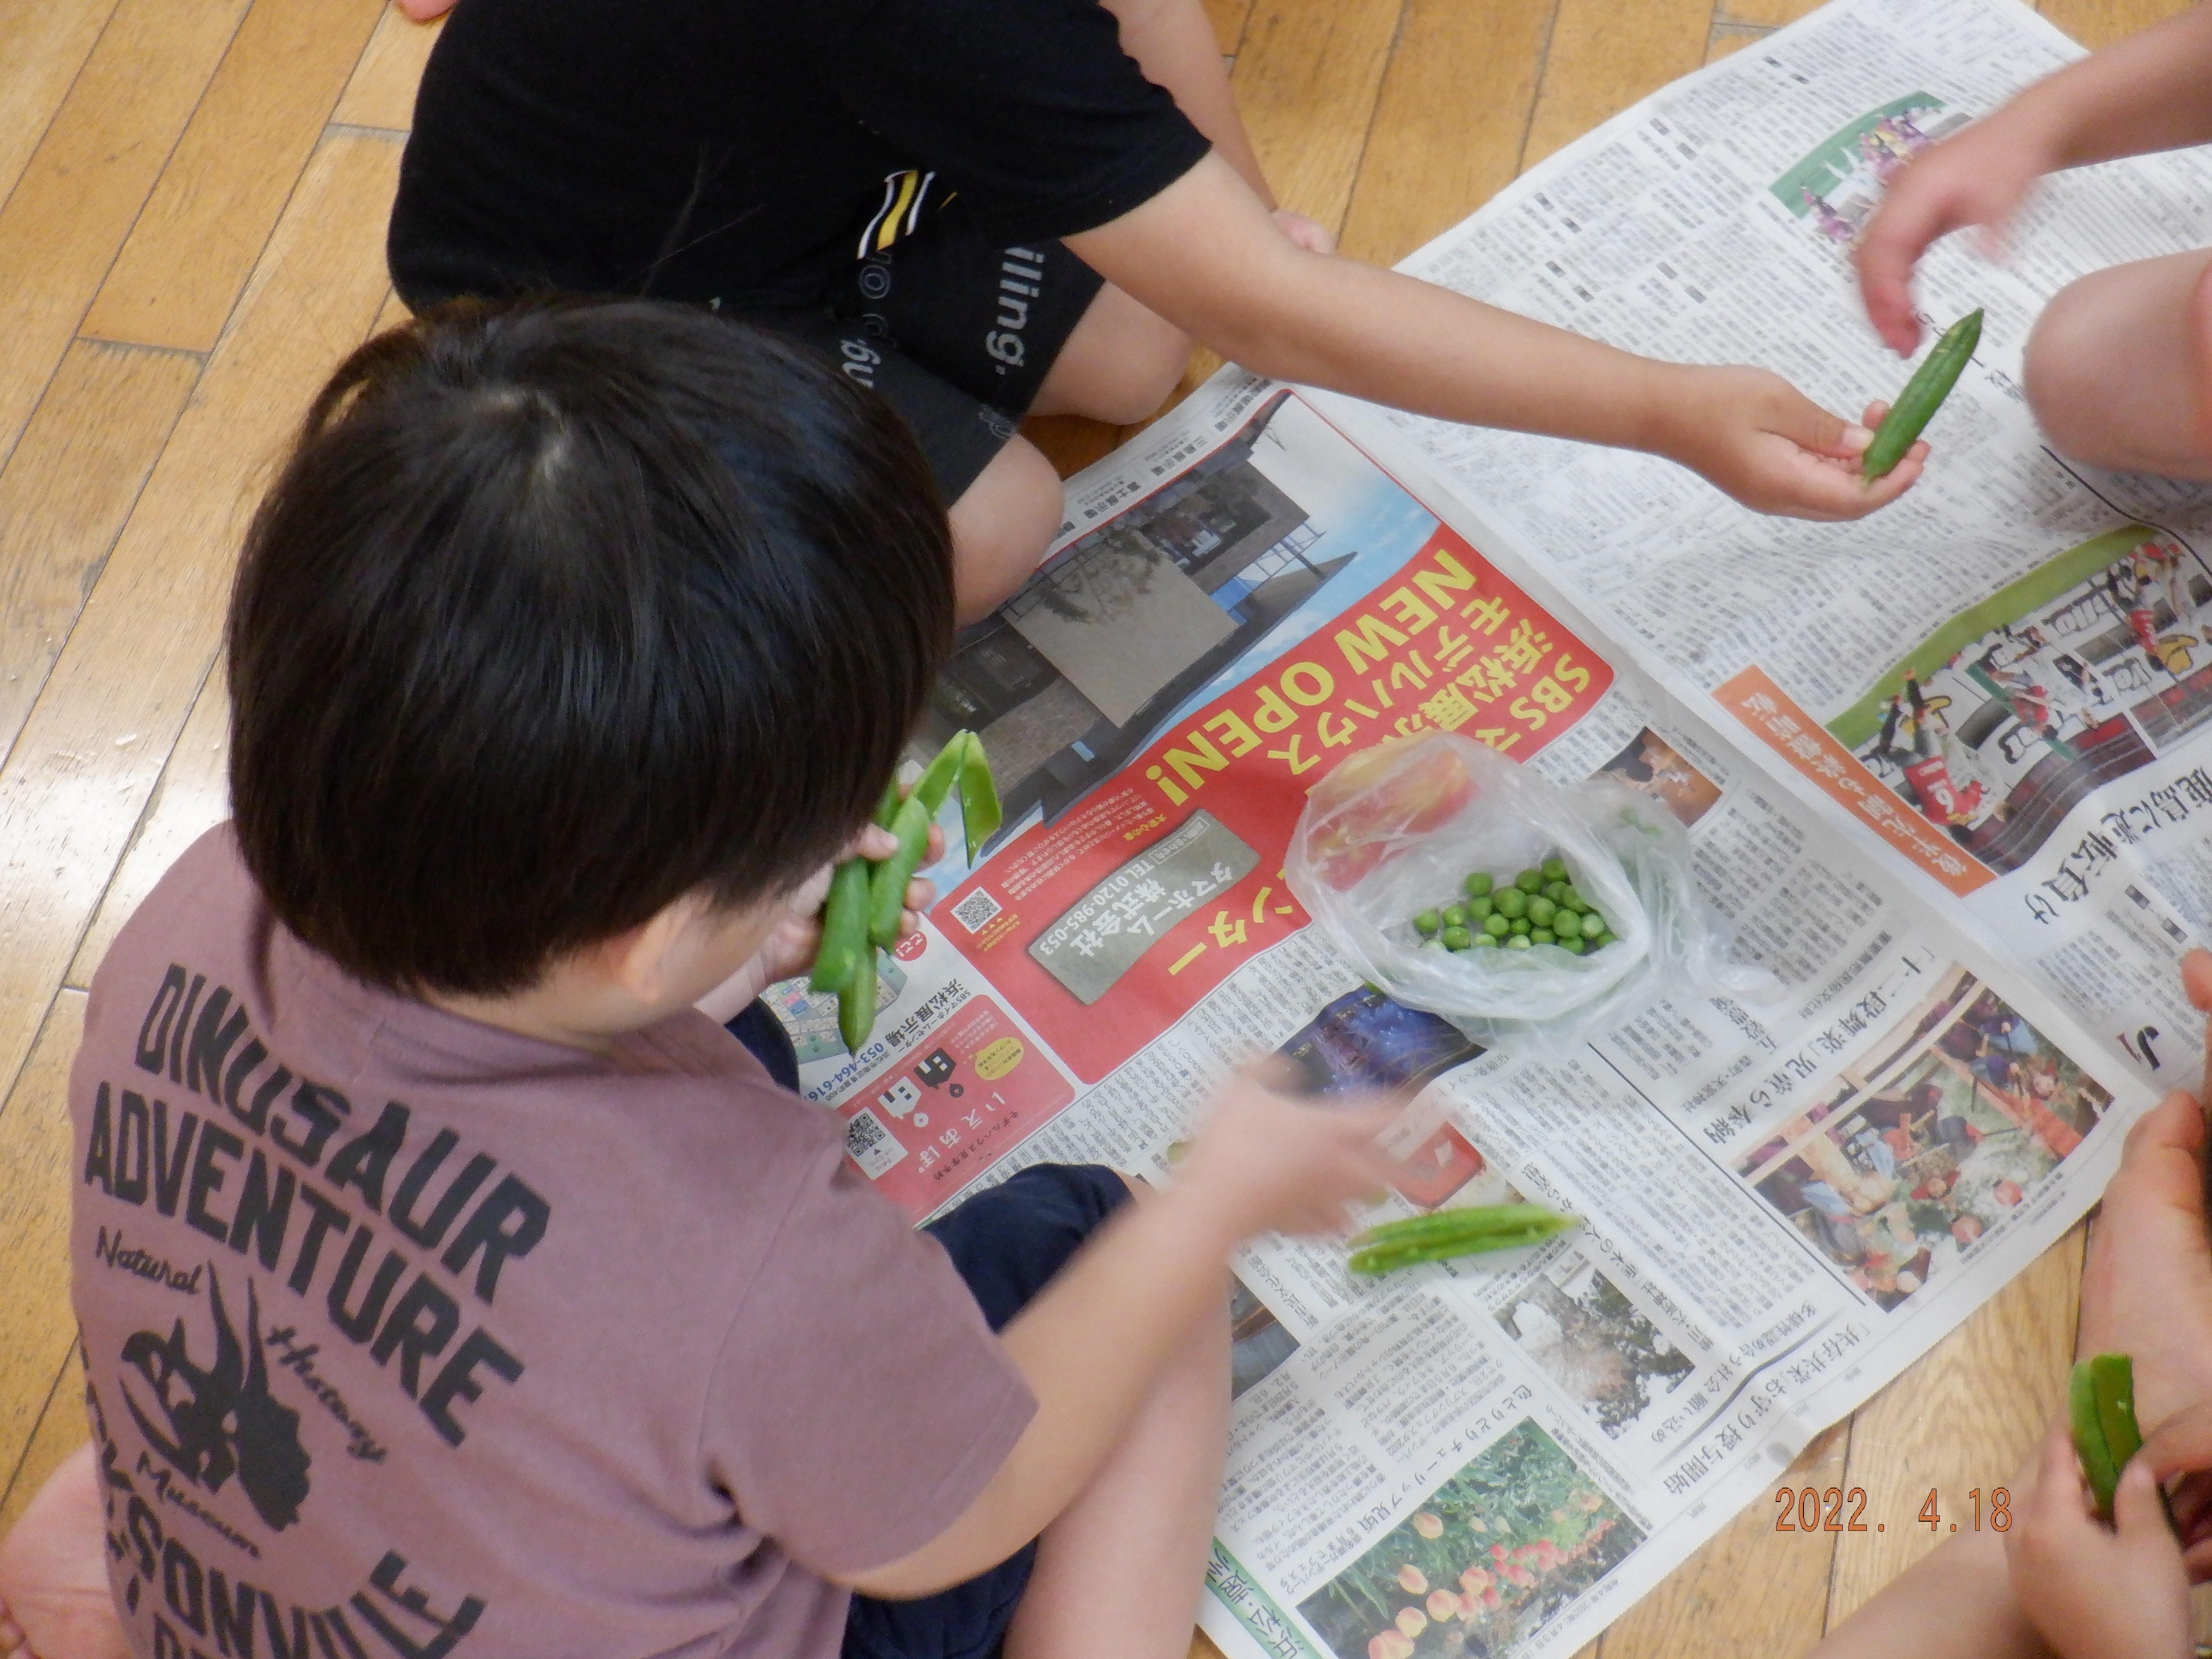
[386,0,1927,625]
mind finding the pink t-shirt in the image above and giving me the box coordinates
[68,828,1033,1659]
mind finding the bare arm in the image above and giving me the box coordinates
[1100,0,1274,205]
[1068,154,1923,519]
[834,1076,1393,1598]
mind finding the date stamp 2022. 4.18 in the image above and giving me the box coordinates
[1774,1485,2013,1536]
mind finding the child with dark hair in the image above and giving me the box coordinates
[0,299,1391,1659]
[384,0,1925,625]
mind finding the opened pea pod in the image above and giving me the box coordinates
[815,731,1001,1053]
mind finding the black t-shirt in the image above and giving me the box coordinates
[387,0,1214,314]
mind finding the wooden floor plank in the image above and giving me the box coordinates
[2040,0,2191,49]
[0,1348,85,1532]
[0,990,87,1503]
[332,4,443,133]
[1713,0,1823,28]
[1601,1422,1845,1659]
[1338,0,1557,267]
[0,341,200,768]
[0,0,122,217]
[81,0,388,355]
[0,0,252,472]
[0,130,402,1110]
[67,668,231,990]
[1202,0,1257,59]
[1230,0,1405,236]
[1825,1225,2085,1625]
[1707,23,1774,61]
[1523,0,1711,169]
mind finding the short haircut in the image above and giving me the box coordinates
[228,299,954,995]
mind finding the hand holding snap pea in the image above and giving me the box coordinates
[817,732,1000,1052]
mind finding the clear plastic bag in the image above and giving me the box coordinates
[1285,732,1776,1055]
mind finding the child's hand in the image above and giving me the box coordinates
[1170,1063,1395,1243]
[694,821,943,1019]
[1657,366,1924,519]
[1856,116,2054,356]
[2006,1420,2191,1659]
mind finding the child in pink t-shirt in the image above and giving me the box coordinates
[0,299,1390,1659]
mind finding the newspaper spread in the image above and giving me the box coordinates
[767,1,2212,1653]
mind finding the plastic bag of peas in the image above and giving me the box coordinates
[1285,733,1773,1053]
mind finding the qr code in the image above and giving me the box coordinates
[843,1108,906,1180]
[949,888,1003,933]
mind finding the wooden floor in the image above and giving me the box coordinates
[0,0,2185,1650]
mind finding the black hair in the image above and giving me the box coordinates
[227,299,954,995]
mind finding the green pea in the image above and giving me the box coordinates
[1579,911,1606,939]
[1505,935,1532,950]
[1530,929,1554,945]
[1442,902,1470,929]
[1495,888,1527,919]
[1463,870,1494,898]
[1442,926,1472,950]
[1557,935,1585,955]
[1515,868,1544,893]
[1527,896,1556,927]
[1467,895,1493,921]
[1483,913,1510,938]
[1559,888,1589,914]
[1413,909,1440,936]
[1593,930,1616,949]
[1541,856,1568,883]
[1471,933,1499,948]
[1509,917,1530,936]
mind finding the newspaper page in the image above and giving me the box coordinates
[1345,0,2212,1100]
[773,355,2158,1659]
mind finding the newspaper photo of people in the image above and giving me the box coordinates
[1592,729,1723,827]
[1770,94,1967,248]
[1494,1253,1696,1441]
[1736,970,2108,1310]
[1827,527,2212,872]
[1296,1419,1644,1659]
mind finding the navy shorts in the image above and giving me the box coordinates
[767,211,1106,502]
[840,1162,1132,1659]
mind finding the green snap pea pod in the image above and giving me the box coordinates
[868,791,935,948]
[958,732,1002,862]
[2069,1353,2141,1523]
[1863,308,1982,480]
[1347,1204,1578,1275]
[1352,1202,1570,1246]
[808,859,876,995]
[837,946,879,1053]
[912,733,969,815]
[809,777,904,992]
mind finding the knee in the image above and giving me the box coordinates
[948,438,1063,622]
[1082,314,1192,426]
[2022,275,2107,457]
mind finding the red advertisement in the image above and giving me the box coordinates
[833,996,1074,1218]
[938,529,1613,1081]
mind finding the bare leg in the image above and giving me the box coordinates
[2023,247,2212,480]
[1002,1298,1229,1659]
[1807,1527,2056,1659]
[948,437,1066,625]
[947,284,1190,623]
[1030,283,1192,426]
[0,1445,128,1659]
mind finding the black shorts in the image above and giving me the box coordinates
[766,215,1106,501]
[841,1163,1132,1659]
